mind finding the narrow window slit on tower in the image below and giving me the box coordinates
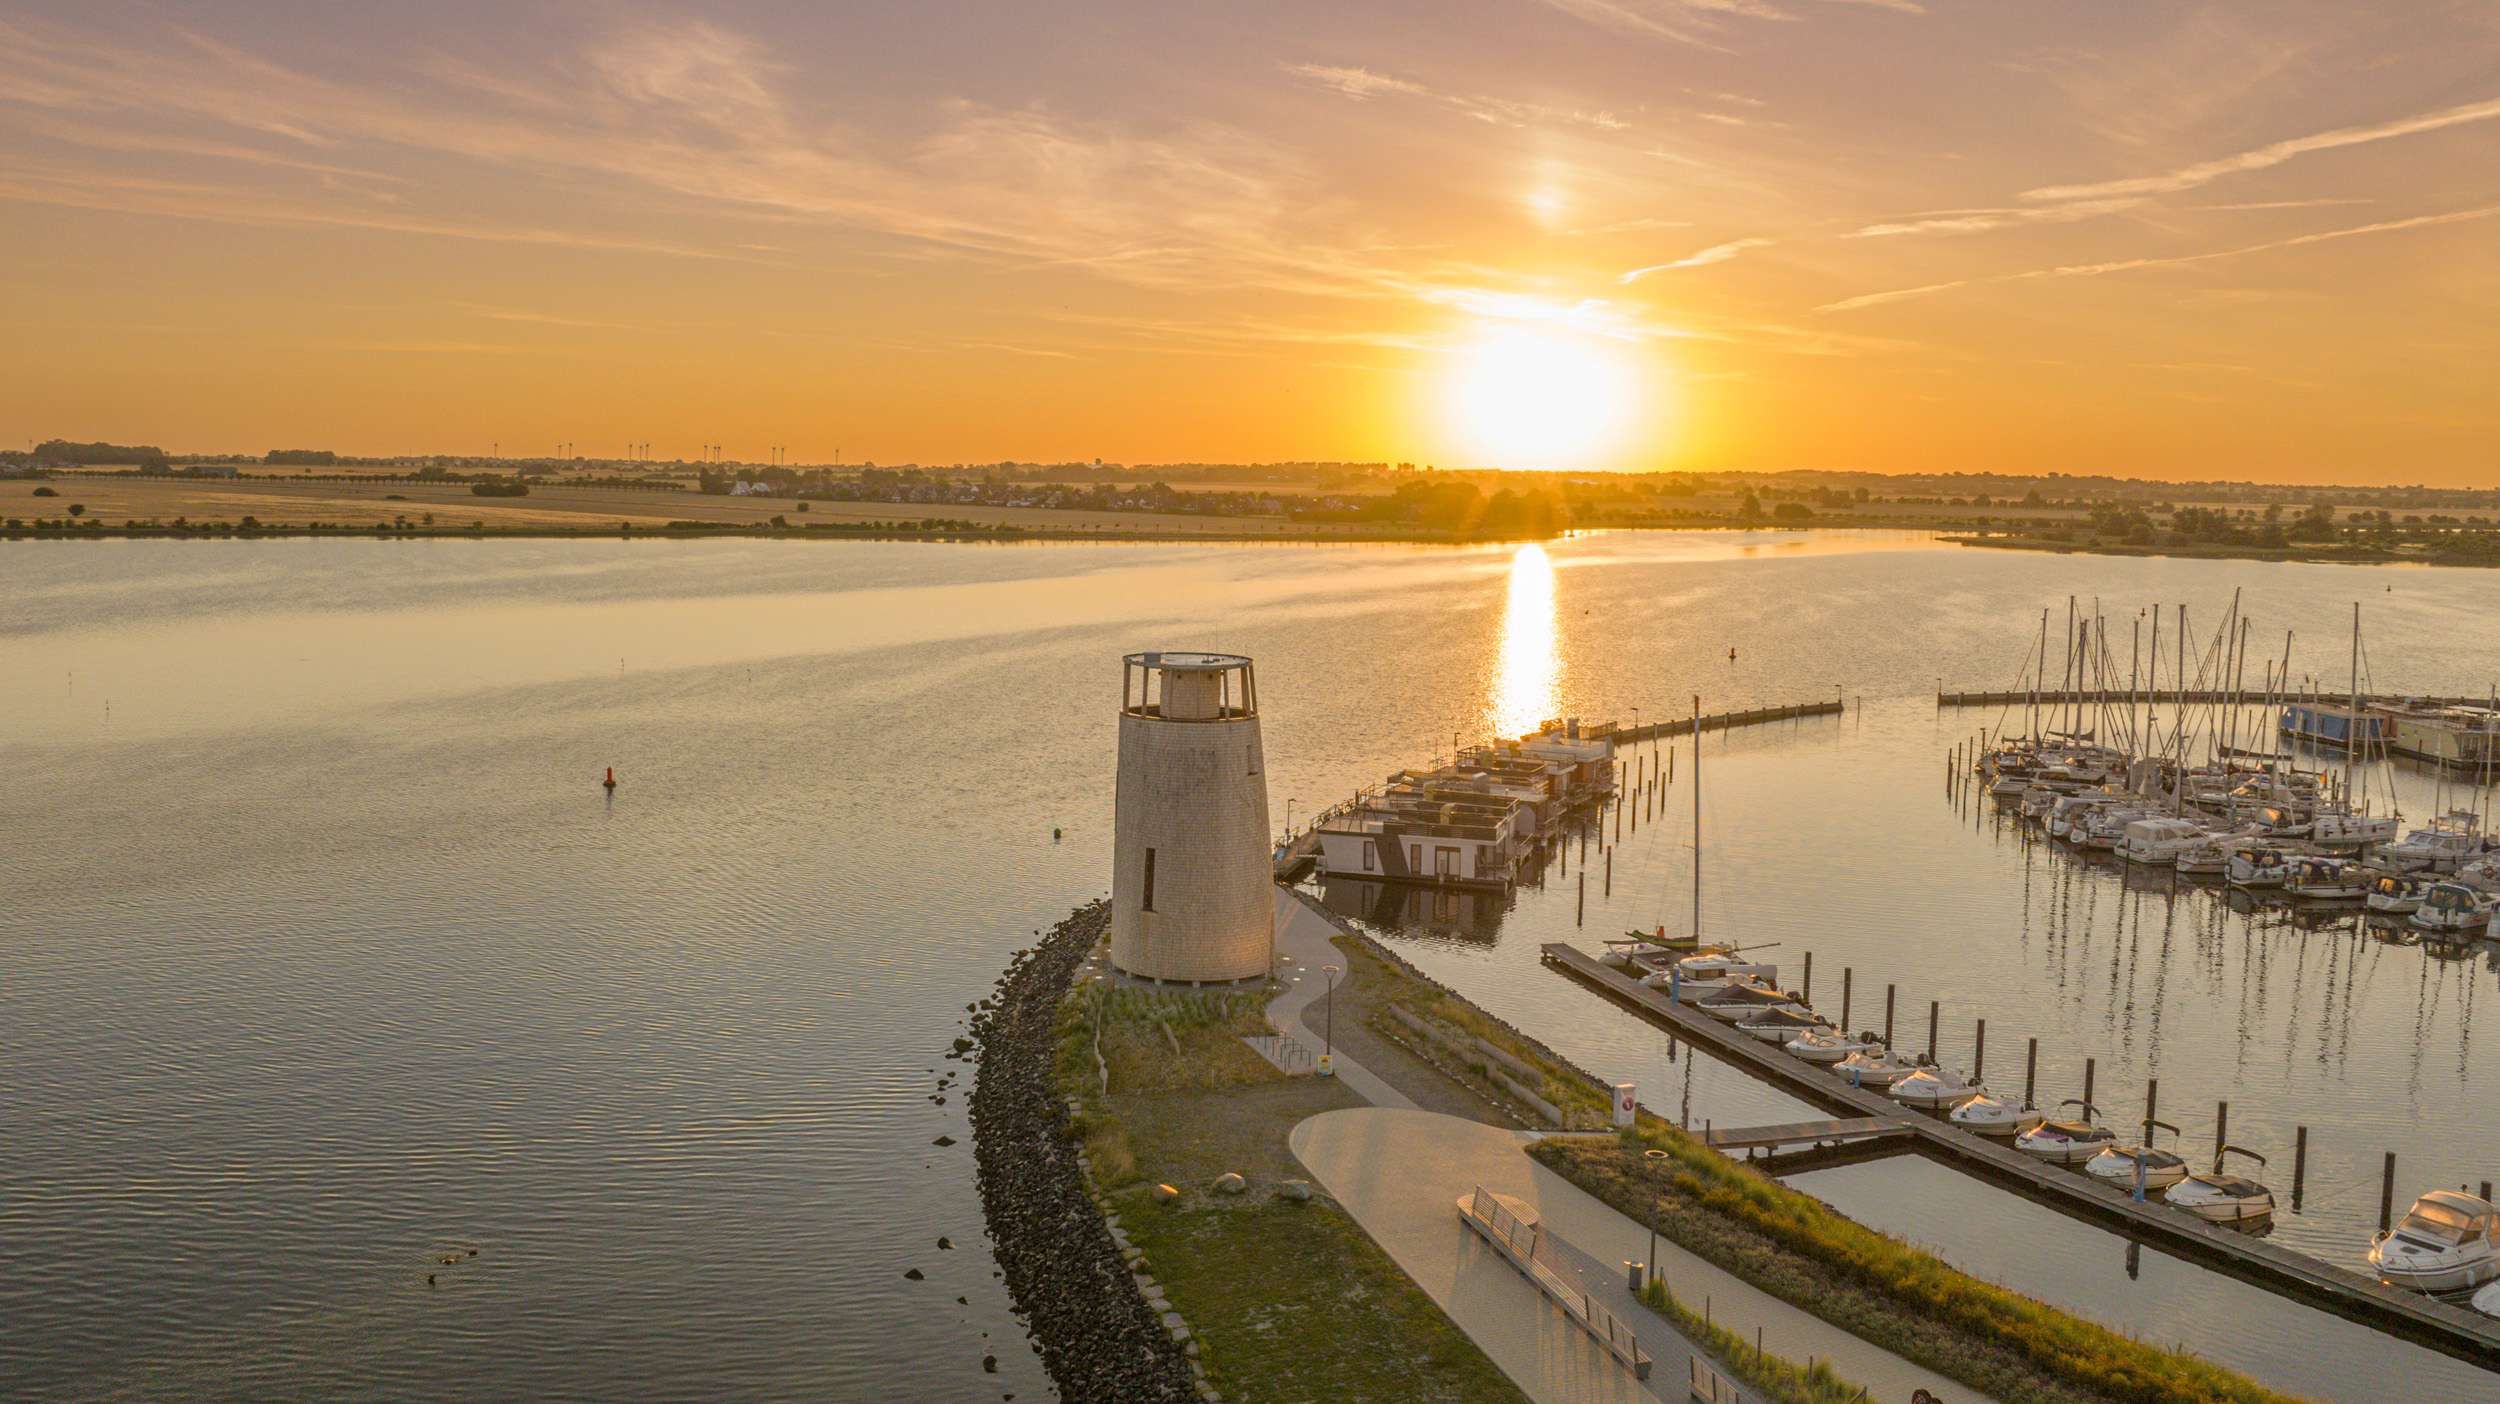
[1142,847,1156,911]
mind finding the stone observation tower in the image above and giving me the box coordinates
[1110,651,1275,983]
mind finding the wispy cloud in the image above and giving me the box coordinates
[1820,203,2500,312]
[1618,237,1773,280]
[1530,0,1923,47]
[2024,95,2500,202]
[1847,198,2143,238]
[1282,62,1628,132]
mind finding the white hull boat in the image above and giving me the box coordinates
[1736,1007,1831,1043]
[1785,1029,1876,1064]
[1832,1047,1921,1088]
[2015,1106,2117,1165]
[1947,1094,2041,1137]
[1889,1066,1983,1109]
[2368,1192,2500,1293]
[2165,1148,2275,1225]
[2085,1145,2190,1191]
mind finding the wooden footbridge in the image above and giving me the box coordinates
[1541,942,2500,1369]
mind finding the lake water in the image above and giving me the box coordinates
[3,532,2495,1401]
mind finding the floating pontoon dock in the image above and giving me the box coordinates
[1540,941,2500,1370]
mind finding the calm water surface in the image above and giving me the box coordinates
[3,532,2495,1401]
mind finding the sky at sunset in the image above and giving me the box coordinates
[4,2,2496,482]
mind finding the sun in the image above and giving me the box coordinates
[1442,325,1639,470]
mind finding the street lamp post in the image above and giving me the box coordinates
[1284,797,1299,841]
[1319,963,1340,1076]
[1642,1148,1669,1283]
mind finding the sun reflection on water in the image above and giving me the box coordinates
[1492,543,1560,738]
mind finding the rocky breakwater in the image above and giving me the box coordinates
[969,902,1199,1403]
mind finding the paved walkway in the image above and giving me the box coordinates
[1264,886,1416,1110]
[1294,1106,1989,1404]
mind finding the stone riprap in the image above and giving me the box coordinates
[969,902,1200,1403]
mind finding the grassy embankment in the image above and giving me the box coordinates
[1537,1127,2307,1404]
[1053,978,1525,1404]
[1318,931,2299,1404]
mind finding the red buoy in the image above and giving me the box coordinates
[603,767,617,790]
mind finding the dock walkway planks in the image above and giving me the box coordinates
[1703,1117,1905,1153]
[1540,941,2500,1370]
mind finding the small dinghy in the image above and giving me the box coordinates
[1947,1093,2042,1137]
[1888,1064,1983,1109]
[1697,980,1806,1022]
[2015,1101,2117,1164]
[1832,1046,1921,1088]
[1785,1028,1877,1064]
[1656,950,1779,1000]
[2084,1118,2190,1192]
[2164,1146,2275,1225]
[2473,1278,2500,1320]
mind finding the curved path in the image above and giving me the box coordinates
[1292,1106,1988,1404]
[1264,885,1415,1110]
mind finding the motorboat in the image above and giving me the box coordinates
[2225,842,2302,889]
[2411,882,2496,934]
[1600,933,1704,968]
[1889,1065,1983,1109]
[1697,981,1807,1022]
[2283,855,2368,901]
[2382,813,2487,873]
[2310,807,2400,851]
[2475,1278,2500,1320]
[1785,1028,1877,1064]
[2120,817,2209,865]
[2458,856,2500,895]
[2368,1191,2500,1293]
[1832,1046,1922,1088]
[1948,1093,2042,1137]
[2164,1147,2275,1225]
[2014,1101,2117,1164]
[1735,1006,1831,1043]
[2175,838,2231,878]
[2084,1119,2190,1192]
[1652,951,1778,1000]
[2078,806,2151,852]
[2365,872,2430,915]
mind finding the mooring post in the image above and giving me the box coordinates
[2083,1057,2095,1112]
[1803,951,1813,1003]
[2215,1101,2228,1157]
[1927,1001,1939,1061]
[2482,1180,2492,1205]
[2381,1153,2397,1233]
[2025,1038,2037,1107]
[1604,848,1612,897]
[1577,872,1586,927]
[2293,1126,2308,1211]
[1884,985,1896,1047]
[2145,1077,2158,1128]
[1974,1019,1986,1080]
[1840,969,1852,1031]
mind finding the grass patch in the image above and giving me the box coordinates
[1537,1130,2305,1404]
[1640,1277,1872,1404]
[1117,1188,1526,1404]
[1332,937,1613,1126]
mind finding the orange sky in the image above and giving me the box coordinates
[3,3,2496,482]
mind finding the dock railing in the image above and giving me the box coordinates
[1459,1185,1652,1379]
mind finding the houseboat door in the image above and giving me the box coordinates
[1434,846,1460,880]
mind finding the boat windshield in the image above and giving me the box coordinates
[2398,1205,2475,1241]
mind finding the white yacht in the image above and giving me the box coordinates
[2283,855,2367,901]
[1832,1046,1921,1088]
[1734,1006,1830,1044]
[2175,838,2231,878]
[2411,882,2496,934]
[2366,872,2430,915]
[2457,856,2500,895]
[2164,1147,2275,1225]
[2225,842,2301,889]
[2084,1121,2190,1192]
[2311,807,2400,850]
[2368,1191,2500,1293]
[2120,817,2209,865]
[2014,1102,2117,1164]
[1889,1065,1983,1109]
[2078,806,2151,852]
[1785,1028,1877,1064]
[1653,952,1778,1000]
[2382,813,2487,874]
[1947,1093,2042,1137]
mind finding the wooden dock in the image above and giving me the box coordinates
[1540,942,2500,1369]
[1703,1117,1905,1153]
[1936,687,2493,709]
[1616,698,1844,743]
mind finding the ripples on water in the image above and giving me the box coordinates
[2,533,2496,1401]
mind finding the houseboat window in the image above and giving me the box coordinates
[1142,848,1156,911]
[1361,840,1375,872]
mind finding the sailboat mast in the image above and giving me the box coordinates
[2347,602,2361,814]
[1691,694,1702,940]
[2032,608,2046,741]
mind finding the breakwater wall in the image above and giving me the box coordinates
[969,902,1201,1402]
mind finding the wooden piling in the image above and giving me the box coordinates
[1577,872,1586,927]
[2381,1153,2397,1233]
[1974,1019,1986,1080]
[1604,848,1612,897]
[2293,1126,2308,1211]
[2215,1101,2228,1157]
[2083,1057,2096,1113]
[2146,1077,2159,1129]
[1927,1001,1939,1061]
[1883,985,1896,1047]
[1839,969,1852,1031]
[2025,1038,2037,1107]
[1803,951,1812,1003]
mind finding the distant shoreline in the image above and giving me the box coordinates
[1938,532,2459,568]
